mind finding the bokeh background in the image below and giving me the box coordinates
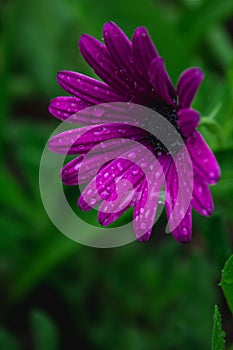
[1,0,233,349]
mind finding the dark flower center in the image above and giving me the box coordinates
[145,100,182,156]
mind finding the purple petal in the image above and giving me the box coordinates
[132,27,158,78]
[186,131,221,184]
[171,206,192,243]
[102,22,153,100]
[61,143,140,185]
[57,71,124,104]
[61,155,84,185]
[78,145,145,211]
[149,57,176,105]
[165,150,193,236]
[103,22,133,73]
[191,175,214,216]
[48,124,148,155]
[98,183,135,226]
[177,108,200,137]
[50,103,141,127]
[49,96,90,122]
[165,160,178,212]
[133,157,167,241]
[79,34,132,96]
[177,68,204,108]
[98,202,132,226]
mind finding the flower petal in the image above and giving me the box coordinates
[103,22,154,100]
[149,57,176,105]
[103,22,133,73]
[48,124,148,155]
[177,108,200,137]
[165,150,193,238]
[191,175,214,216]
[49,96,90,122]
[164,156,193,243]
[98,184,134,226]
[177,68,204,108]
[78,145,147,211]
[132,27,158,78]
[61,143,139,185]
[98,202,132,226]
[186,130,221,184]
[133,157,168,241]
[61,155,84,185]
[79,34,132,96]
[171,206,192,243]
[57,71,124,104]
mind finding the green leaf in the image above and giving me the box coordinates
[0,329,20,350]
[200,117,221,133]
[30,310,59,350]
[12,233,77,301]
[181,0,233,46]
[220,255,233,314]
[212,305,225,350]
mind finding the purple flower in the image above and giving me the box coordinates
[48,22,220,243]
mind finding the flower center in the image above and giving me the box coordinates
[145,101,182,156]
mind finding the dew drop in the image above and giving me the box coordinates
[132,169,139,176]
[129,152,136,159]
[118,128,126,134]
[102,190,109,198]
[209,171,215,179]
[182,227,189,235]
[89,197,97,205]
[140,222,147,230]
[117,162,123,171]
[202,209,208,215]
[140,161,147,168]
[149,164,154,171]
[74,164,80,171]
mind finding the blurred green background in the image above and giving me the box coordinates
[1,0,233,349]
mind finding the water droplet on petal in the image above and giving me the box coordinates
[118,128,126,134]
[89,197,97,205]
[209,171,215,179]
[117,162,123,171]
[128,152,136,159]
[102,190,109,199]
[132,169,139,176]
[182,227,189,235]
[140,222,147,230]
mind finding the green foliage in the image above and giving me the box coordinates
[30,310,59,350]
[220,255,233,314]
[212,305,225,350]
[0,0,233,349]
[0,330,20,350]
